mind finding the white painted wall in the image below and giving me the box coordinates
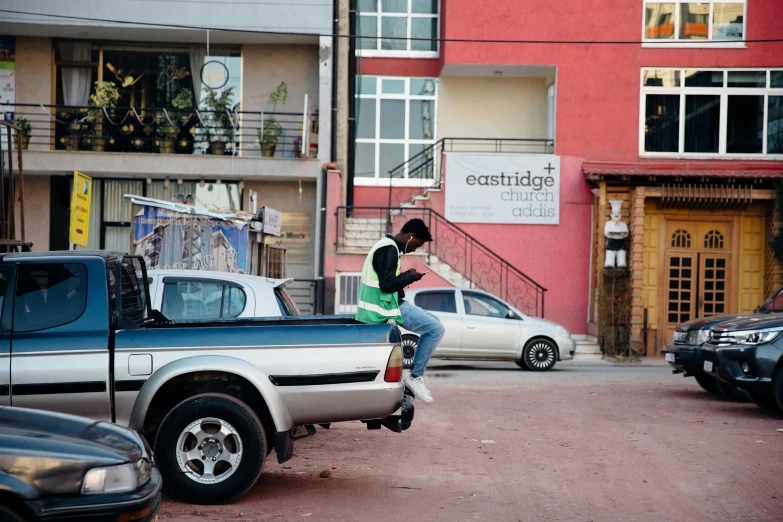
[437,77,549,140]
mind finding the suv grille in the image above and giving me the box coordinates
[708,330,736,345]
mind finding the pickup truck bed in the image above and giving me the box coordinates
[0,251,411,505]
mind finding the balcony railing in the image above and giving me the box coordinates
[336,206,546,318]
[7,103,314,159]
[386,137,555,207]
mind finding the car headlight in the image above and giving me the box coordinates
[686,330,709,346]
[82,460,150,495]
[720,328,781,346]
[672,331,687,344]
[554,326,570,338]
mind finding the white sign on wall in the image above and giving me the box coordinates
[445,153,561,225]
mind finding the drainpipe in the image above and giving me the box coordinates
[346,0,357,210]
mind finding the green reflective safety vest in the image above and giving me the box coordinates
[355,236,404,325]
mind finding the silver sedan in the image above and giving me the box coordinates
[403,287,575,371]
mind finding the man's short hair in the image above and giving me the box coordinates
[401,218,433,242]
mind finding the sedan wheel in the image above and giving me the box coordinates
[523,339,557,371]
[401,335,418,370]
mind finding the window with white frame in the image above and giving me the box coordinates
[355,76,438,183]
[357,0,439,56]
[641,69,783,156]
[643,1,745,43]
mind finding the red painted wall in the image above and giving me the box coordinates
[342,0,783,334]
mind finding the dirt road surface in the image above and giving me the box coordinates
[158,360,783,522]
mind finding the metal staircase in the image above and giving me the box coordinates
[337,206,547,318]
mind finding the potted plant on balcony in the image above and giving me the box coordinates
[13,117,32,150]
[172,87,193,125]
[156,122,179,154]
[201,86,235,156]
[84,80,120,152]
[257,82,287,157]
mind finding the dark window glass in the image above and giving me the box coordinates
[414,291,457,313]
[684,95,720,153]
[645,94,680,152]
[727,71,766,88]
[771,72,783,88]
[767,96,783,154]
[684,70,723,87]
[14,264,87,332]
[462,293,512,319]
[727,95,763,154]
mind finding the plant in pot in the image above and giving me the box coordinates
[85,80,120,151]
[156,122,179,154]
[13,117,32,150]
[201,86,235,156]
[172,87,193,125]
[257,82,287,157]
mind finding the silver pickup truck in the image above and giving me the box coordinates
[0,251,413,505]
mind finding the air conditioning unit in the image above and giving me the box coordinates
[335,272,362,314]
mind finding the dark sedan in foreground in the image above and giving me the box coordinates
[0,406,161,522]
[702,314,783,415]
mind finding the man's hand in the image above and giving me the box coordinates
[410,268,426,281]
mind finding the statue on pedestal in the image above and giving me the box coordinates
[604,199,628,268]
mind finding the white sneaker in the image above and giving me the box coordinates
[404,375,433,403]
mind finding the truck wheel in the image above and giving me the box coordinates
[773,366,783,413]
[745,389,781,414]
[694,373,720,395]
[401,334,418,370]
[523,339,557,371]
[154,393,267,505]
[0,505,29,522]
[716,379,749,403]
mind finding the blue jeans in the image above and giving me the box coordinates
[400,301,445,378]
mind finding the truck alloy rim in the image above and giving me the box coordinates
[528,341,555,369]
[176,417,243,484]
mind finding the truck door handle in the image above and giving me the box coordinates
[466,325,476,329]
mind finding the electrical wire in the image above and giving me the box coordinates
[2,8,782,45]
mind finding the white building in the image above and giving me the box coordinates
[0,0,332,286]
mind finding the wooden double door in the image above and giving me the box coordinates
[663,220,732,345]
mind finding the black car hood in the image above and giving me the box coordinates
[0,407,146,498]
[677,313,752,331]
[711,314,783,332]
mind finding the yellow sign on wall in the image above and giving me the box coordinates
[69,171,92,247]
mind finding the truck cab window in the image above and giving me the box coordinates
[13,264,88,332]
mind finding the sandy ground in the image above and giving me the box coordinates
[157,360,783,522]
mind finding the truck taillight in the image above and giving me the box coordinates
[384,345,403,382]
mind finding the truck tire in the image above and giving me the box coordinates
[716,379,749,403]
[694,373,720,395]
[0,505,28,522]
[745,388,781,414]
[773,366,783,414]
[522,338,558,371]
[154,393,267,505]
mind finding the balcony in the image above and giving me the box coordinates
[8,103,320,179]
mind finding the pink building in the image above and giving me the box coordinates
[326,0,783,356]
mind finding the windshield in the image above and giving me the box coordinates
[758,287,783,313]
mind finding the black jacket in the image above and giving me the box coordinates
[372,234,416,302]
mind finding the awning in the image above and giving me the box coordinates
[583,160,783,180]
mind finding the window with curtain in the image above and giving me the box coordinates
[641,68,783,156]
[643,1,745,43]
